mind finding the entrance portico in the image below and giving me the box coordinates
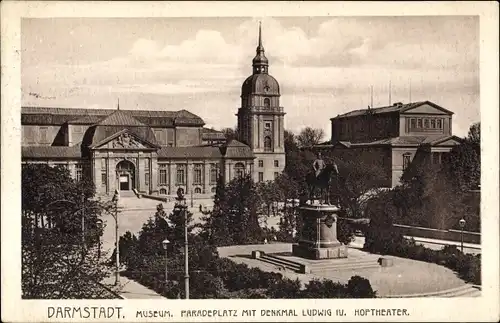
[116,160,135,191]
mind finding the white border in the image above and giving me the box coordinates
[1,1,499,322]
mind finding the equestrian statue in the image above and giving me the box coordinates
[305,152,340,205]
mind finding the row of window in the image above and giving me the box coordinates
[409,117,443,130]
[257,159,280,168]
[402,151,449,172]
[158,186,216,195]
[158,163,220,186]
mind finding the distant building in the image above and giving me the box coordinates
[317,101,462,187]
[21,25,286,196]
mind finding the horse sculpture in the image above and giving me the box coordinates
[305,163,340,205]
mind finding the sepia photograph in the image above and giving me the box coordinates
[2,1,499,322]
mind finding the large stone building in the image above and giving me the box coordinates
[21,26,285,197]
[317,101,462,187]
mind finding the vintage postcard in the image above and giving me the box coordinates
[1,1,499,322]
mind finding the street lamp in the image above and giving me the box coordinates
[112,189,120,286]
[459,218,466,253]
[96,219,104,260]
[162,239,170,284]
[176,187,189,299]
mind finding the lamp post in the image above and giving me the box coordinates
[96,219,104,260]
[162,239,170,285]
[459,218,466,253]
[112,189,120,286]
[176,187,189,299]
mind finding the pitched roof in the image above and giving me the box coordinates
[96,110,146,127]
[157,146,223,159]
[22,145,82,159]
[331,101,452,119]
[21,106,205,126]
[220,140,254,159]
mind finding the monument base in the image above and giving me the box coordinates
[292,243,348,260]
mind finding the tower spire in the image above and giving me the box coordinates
[258,21,262,48]
[252,21,268,74]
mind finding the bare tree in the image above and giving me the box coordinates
[220,127,239,142]
[296,127,325,148]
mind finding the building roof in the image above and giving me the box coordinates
[96,110,147,127]
[219,139,255,159]
[84,125,158,148]
[241,74,280,96]
[331,101,453,119]
[21,106,205,127]
[22,145,82,159]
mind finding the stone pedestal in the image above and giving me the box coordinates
[292,204,348,260]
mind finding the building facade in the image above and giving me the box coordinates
[21,26,286,196]
[317,101,462,187]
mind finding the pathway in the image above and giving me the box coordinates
[102,274,166,299]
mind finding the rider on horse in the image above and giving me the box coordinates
[306,152,340,205]
[313,152,326,178]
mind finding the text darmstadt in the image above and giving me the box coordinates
[47,306,124,319]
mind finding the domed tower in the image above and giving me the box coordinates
[237,23,285,182]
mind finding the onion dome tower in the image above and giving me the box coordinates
[237,22,285,182]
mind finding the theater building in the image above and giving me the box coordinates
[317,101,463,187]
[21,26,286,196]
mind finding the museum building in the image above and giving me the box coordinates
[21,26,286,197]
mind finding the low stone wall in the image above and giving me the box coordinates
[393,224,480,244]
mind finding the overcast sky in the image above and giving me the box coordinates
[21,16,479,137]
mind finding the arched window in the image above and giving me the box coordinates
[194,187,202,194]
[264,136,272,152]
[159,188,167,195]
[211,187,216,193]
[234,163,245,178]
[264,98,270,109]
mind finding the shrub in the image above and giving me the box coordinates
[346,275,377,298]
[266,278,302,298]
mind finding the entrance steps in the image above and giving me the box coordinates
[386,284,481,298]
[254,252,380,274]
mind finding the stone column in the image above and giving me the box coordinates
[107,153,114,194]
[138,156,145,192]
[186,161,192,193]
[253,115,259,149]
[203,161,210,194]
[151,153,158,195]
[93,154,101,194]
[258,115,264,149]
[279,115,284,149]
[169,162,176,195]
[273,116,279,151]
[223,160,230,183]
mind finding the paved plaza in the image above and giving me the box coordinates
[219,243,478,297]
[99,196,480,298]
